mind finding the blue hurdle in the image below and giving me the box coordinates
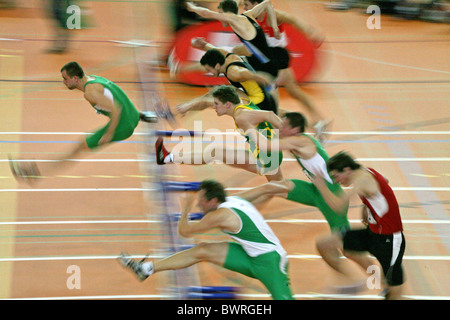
[156,130,198,137]
[168,212,203,221]
[161,181,201,191]
[187,286,239,293]
[184,286,240,300]
[186,292,237,299]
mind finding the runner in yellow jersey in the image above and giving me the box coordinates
[156,85,284,182]
[172,39,278,116]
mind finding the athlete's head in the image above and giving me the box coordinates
[280,112,307,137]
[200,49,226,76]
[218,0,239,14]
[60,61,85,90]
[198,180,227,213]
[242,0,262,11]
[217,0,238,27]
[211,85,241,116]
[326,151,361,186]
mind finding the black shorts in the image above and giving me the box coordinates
[269,47,290,70]
[246,55,279,78]
[257,91,278,114]
[342,227,406,286]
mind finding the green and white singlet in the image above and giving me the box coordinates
[287,134,350,231]
[219,196,294,300]
[84,75,140,149]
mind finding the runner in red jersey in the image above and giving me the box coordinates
[310,151,406,299]
[360,167,403,235]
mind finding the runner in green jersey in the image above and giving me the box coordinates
[118,179,294,300]
[242,112,374,291]
[9,61,157,181]
[245,111,350,231]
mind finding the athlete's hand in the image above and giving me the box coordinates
[191,37,208,50]
[186,2,198,12]
[180,192,197,215]
[273,27,281,40]
[175,103,191,117]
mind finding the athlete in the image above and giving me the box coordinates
[186,0,281,78]
[9,61,157,181]
[237,113,376,292]
[157,85,284,182]
[236,0,331,142]
[248,112,351,232]
[175,41,278,116]
[118,179,294,300]
[312,151,406,299]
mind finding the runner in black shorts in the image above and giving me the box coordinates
[342,226,406,289]
[235,0,331,142]
[311,151,406,299]
[186,0,281,78]
[174,40,279,116]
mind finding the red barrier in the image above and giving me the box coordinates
[170,21,324,86]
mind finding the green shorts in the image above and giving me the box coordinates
[86,106,140,150]
[223,242,294,300]
[287,179,350,232]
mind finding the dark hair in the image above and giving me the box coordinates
[61,61,84,78]
[212,85,241,104]
[200,49,225,67]
[218,0,239,14]
[249,0,263,4]
[200,180,227,203]
[327,151,361,172]
[284,112,307,133]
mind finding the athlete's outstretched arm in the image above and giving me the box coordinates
[186,2,233,23]
[243,0,279,39]
[178,193,234,238]
[191,37,230,56]
[275,10,323,43]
